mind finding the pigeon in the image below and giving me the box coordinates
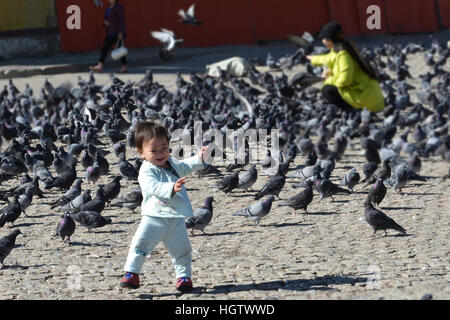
[85,162,101,185]
[408,152,422,173]
[364,201,406,237]
[95,151,110,176]
[0,196,22,228]
[361,162,379,183]
[33,161,55,187]
[185,196,215,235]
[213,170,240,194]
[150,28,184,53]
[366,177,387,209]
[340,168,360,192]
[103,176,122,206]
[49,178,83,209]
[18,188,33,217]
[363,159,391,187]
[0,229,22,268]
[118,153,139,181]
[237,164,258,192]
[111,188,142,213]
[313,173,351,201]
[384,163,409,194]
[232,195,275,226]
[178,3,203,25]
[61,190,92,212]
[196,163,222,178]
[80,187,106,214]
[278,180,314,214]
[70,211,112,232]
[255,172,286,200]
[55,212,76,246]
[45,162,77,191]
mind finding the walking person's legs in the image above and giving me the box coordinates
[119,35,128,73]
[90,35,116,72]
[163,218,193,292]
[120,216,168,289]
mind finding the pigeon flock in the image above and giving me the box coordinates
[0,24,448,300]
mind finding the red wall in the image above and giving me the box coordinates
[56,0,449,53]
[385,0,440,33]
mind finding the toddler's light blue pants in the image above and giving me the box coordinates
[123,216,192,279]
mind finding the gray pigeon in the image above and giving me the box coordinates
[111,188,142,213]
[255,173,286,200]
[313,173,351,201]
[232,195,275,225]
[213,170,240,194]
[70,210,112,232]
[364,201,406,237]
[278,180,314,214]
[118,153,139,181]
[237,164,258,192]
[366,177,387,209]
[340,168,360,192]
[18,188,33,217]
[0,196,22,228]
[49,178,83,209]
[185,196,215,235]
[0,229,22,268]
[85,162,101,185]
[33,161,54,187]
[61,190,92,212]
[384,163,409,193]
[55,212,76,246]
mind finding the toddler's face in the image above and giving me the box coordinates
[138,137,170,167]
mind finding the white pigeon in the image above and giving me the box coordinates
[150,28,183,52]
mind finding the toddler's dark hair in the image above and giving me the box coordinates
[134,121,170,151]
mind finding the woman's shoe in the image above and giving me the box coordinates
[89,63,103,73]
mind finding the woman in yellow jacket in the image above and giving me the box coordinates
[307,21,385,113]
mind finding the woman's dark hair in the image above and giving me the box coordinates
[319,21,378,80]
[134,121,170,151]
[334,34,379,81]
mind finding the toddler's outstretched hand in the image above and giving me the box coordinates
[172,177,186,195]
[198,146,209,163]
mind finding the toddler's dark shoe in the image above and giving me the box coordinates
[120,272,140,289]
[176,277,193,293]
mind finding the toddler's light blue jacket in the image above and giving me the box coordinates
[138,155,205,218]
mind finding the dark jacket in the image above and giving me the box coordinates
[104,3,126,36]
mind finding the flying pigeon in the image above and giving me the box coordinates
[178,3,203,26]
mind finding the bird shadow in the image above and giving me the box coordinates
[262,222,314,228]
[14,222,44,227]
[0,264,29,270]
[228,193,256,198]
[383,206,423,210]
[306,211,341,216]
[112,221,136,225]
[86,229,126,234]
[30,213,56,218]
[68,241,111,247]
[402,192,439,196]
[190,231,241,237]
[186,188,200,192]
